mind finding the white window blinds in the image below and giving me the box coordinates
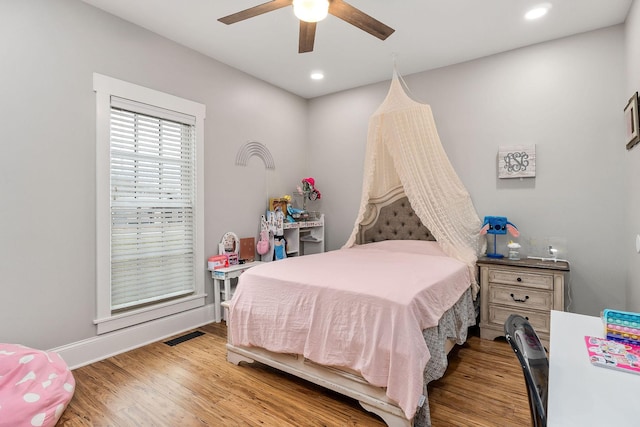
[110,96,196,311]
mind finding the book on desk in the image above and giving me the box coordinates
[584,336,640,375]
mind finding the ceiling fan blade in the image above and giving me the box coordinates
[328,0,395,40]
[299,21,317,53]
[218,0,292,25]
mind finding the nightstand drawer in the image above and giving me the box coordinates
[489,268,553,290]
[489,284,554,311]
[488,304,551,335]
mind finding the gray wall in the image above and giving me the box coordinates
[309,26,628,316]
[626,1,640,310]
[1,0,636,352]
[0,0,307,349]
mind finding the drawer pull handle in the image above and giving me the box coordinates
[517,277,522,282]
[510,293,529,303]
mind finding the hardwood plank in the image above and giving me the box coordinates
[57,324,530,426]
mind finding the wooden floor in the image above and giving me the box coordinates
[57,324,531,426]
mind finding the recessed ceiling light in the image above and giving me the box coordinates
[525,4,551,20]
[310,72,324,80]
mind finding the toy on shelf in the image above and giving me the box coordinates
[287,204,308,222]
[208,254,228,270]
[219,231,240,265]
[480,216,519,259]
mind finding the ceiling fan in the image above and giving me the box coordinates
[218,0,395,53]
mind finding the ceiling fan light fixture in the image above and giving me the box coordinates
[293,0,329,23]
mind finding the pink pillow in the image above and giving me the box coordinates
[0,344,75,427]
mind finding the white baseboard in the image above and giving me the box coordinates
[51,303,217,370]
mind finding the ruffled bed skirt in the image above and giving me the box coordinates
[413,287,477,427]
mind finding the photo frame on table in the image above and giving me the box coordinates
[625,92,639,150]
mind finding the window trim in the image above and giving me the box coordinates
[93,73,206,335]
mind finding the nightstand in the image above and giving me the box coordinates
[478,257,569,347]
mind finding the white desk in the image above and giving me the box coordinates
[209,261,262,322]
[548,310,639,426]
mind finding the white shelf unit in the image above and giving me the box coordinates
[287,215,324,256]
[261,214,324,261]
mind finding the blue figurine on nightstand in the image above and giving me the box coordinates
[480,216,519,258]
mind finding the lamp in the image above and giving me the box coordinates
[293,0,330,23]
[480,216,519,259]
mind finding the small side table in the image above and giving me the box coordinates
[209,261,262,322]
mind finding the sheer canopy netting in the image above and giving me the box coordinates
[344,76,482,296]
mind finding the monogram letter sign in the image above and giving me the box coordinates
[498,145,536,179]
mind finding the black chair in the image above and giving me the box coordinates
[504,314,549,427]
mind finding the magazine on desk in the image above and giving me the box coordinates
[584,336,640,375]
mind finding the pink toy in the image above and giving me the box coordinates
[208,254,228,270]
[257,230,270,255]
[585,335,640,375]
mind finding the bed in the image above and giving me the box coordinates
[224,187,476,427]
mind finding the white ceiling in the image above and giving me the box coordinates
[81,0,632,99]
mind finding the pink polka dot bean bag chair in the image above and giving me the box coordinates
[0,343,75,427]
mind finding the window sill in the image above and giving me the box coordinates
[94,294,206,335]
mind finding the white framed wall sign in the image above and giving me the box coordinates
[498,145,536,179]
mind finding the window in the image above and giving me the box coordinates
[93,74,206,334]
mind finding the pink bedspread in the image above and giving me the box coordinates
[229,240,471,419]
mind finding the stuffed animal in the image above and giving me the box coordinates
[480,216,519,237]
[480,216,519,259]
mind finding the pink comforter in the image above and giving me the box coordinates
[229,240,471,419]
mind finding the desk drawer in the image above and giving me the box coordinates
[489,284,553,311]
[488,304,551,335]
[489,268,553,290]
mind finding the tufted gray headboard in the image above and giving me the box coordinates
[356,187,436,244]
